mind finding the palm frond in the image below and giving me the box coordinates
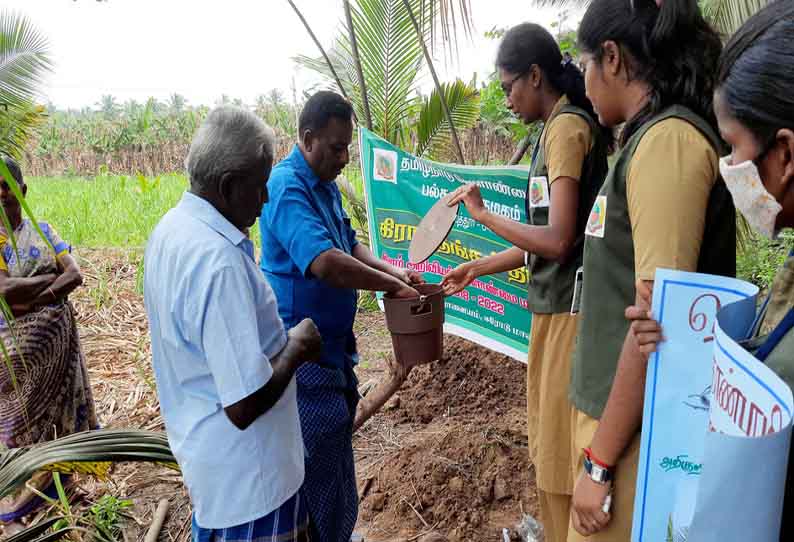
[286,0,355,108]
[423,0,474,57]
[403,0,465,162]
[351,0,429,143]
[344,0,373,130]
[293,43,368,123]
[13,528,78,542]
[0,10,52,109]
[337,174,370,246]
[0,429,177,499]
[527,0,591,9]
[415,79,480,160]
[701,0,771,35]
[6,516,77,542]
[294,0,432,146]
[0,101,47,160]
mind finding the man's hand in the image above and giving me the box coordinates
[441,263,476,296]
[389,283,420,299]
[288,318,322,362]
[571,471,612,536]
[392,267,425,287]
[448,184,487,221]
[625,280,663,356]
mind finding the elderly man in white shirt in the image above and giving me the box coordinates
[144,106,321,542]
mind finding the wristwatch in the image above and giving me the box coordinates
[584,455,613,485]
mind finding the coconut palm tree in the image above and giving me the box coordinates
[290,0,480,162]
[0,10,52,159]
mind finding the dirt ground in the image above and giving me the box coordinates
[65,249,537,542]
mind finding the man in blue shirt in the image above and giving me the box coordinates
[145,106,322,542]
[260,91,423,542]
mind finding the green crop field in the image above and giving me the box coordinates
[27,168,367,251]
[29,174,189,248]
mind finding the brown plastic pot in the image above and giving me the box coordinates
[383,283,445,369]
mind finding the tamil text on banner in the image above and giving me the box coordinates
[358,128,531,361]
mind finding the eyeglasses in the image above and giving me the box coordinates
[501,71,528,96]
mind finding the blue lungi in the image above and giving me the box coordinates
[191,492,310,542]
[296,362,360,542]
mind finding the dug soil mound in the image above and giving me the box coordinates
[358,337,537,541]
[394,336,527,425]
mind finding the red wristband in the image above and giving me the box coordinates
[584,447,614,470]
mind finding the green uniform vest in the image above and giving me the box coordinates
[570,105,737,419]
[525,104,609,314]
[746,252,794,401]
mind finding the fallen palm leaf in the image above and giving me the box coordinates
[5,516,77,542]
[0,429,178,499]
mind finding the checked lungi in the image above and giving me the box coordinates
[296,362,360,542]
[191,492,310,542]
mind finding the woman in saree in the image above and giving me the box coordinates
[0,156,98,534]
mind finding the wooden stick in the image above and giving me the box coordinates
[144,499,170,542]
[353,355,410,432]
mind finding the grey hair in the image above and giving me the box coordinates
[186,106,275,192]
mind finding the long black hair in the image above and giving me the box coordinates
[578,0,722,145]
[496,23,612,145]
[717,0,794,146]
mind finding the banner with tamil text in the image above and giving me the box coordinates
[358,128,531,361]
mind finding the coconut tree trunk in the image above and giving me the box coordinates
[402,0,466,164]
[509,134,533,165]
[344,0,373,131]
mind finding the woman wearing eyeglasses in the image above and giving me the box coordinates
[568,0,737,539]
[442,23,610,542]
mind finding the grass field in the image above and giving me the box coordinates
[29,173,189,248]
[29,168,368,250]
[26,172,794,291]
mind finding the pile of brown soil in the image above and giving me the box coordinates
[394,336,527,425]
[358,337,537,541]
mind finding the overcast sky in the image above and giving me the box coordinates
[5,0,579,109]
